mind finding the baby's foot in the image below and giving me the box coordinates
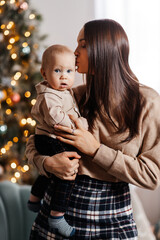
[48,215,75,237]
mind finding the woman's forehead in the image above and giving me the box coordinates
[77,27,85,42]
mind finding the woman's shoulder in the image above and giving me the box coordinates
[139,84,160,117]
[139,84,159,100]
[139,84,160,106]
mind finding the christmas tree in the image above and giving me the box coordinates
[0,0,46,184]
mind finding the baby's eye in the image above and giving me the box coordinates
[67,69,72,73]
[54,69,61,73]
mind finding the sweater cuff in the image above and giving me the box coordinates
[42,157,51,177]
[35,156,50,177]
[92,144,118,170]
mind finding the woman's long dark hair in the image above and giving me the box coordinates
[79,19,142,142]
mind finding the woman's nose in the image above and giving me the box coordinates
[74,47,78,56]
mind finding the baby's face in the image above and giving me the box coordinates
[44,52,75,91]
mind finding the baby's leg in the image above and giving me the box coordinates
[48,177,75,237]
[28,175,50,212]
[28,193,42,212]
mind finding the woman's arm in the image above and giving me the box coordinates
[54,95,160,190]
[92,95,160,190]
[25,135,80,180]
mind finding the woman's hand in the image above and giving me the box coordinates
[54,115,100,157]
[43,151,80,180]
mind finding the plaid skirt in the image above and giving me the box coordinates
[29,175,138,240]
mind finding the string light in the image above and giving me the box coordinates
[0,141,14,156]
[26,117,32,123]
[7,21,14,29]
[31,120,36,126]
[20,165,26,173]
[29,13,35,20]
[1,24,5,29]
[10,0,15,4]
[22,42,28,47]
[9,37,15,44]
[23,130,29,137]
[20,118,27,125]
[24,74,28,80]
[23,165,29,172]
[6,109,12,115]
[24,91,31,98]
[15,172,20,178]
[20,118,36,127]
[24,31,31,37]
[17,166,21,171]
[0,1,5,6]
[1,148,6,154]
[22,45,30,54]
[6,97,12,105]
[0,124,7,133]
[11,80,16,86]
[15,35,19,42]
[7,44,12,50]
[11,177,16,183]
[7,141,13,147]
[11,162,17,169]
[14,71,21,80]
[31,99,36,105]
[11,53,17,59]
[4,30,9,35]
[4,145,9,151]
[13,137,18,143]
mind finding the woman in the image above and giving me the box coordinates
[26,19,160,239]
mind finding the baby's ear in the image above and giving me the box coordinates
[40,67,46,79]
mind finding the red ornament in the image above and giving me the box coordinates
[11,93,21,103]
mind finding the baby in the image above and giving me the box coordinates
[27,44,88,237]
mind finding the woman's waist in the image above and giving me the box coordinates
[75,174,128,190]
[78,158,122,184]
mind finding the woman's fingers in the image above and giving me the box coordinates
[63,175,77,181]
[61,155,80,180]
[55,132,76,139]
[68,114,84,129]
[54,115,84,134]
[43,151,80,180]
[54,125,74,134]
[64,151,81,159]
[56,136,74,146]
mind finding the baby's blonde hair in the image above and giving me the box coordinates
[41,44,74,70]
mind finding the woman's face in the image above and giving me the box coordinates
[75,27,88,74]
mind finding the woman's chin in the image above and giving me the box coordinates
[76,67,85,74]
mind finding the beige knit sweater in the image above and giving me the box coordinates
[26,84,160,190]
